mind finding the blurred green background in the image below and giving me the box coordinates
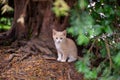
[53,0,120,80]
[0,0,14,32]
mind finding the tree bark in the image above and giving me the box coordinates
[0,0,76,56]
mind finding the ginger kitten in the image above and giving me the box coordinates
[52,29,78,62]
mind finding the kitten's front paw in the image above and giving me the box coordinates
[68,58,77,62]
[57,58,61,61]
[60,59,66,62]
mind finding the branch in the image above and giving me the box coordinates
[105,39,112,70]
[87,39,97,53]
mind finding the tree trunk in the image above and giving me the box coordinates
[0,0,75,56]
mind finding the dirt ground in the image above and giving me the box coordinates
[0,46,83,80]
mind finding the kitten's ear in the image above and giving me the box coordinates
[62,30,66,36]
[52,29,57,35]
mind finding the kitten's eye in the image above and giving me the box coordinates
[60,38,63,40]
[56,37,58,39]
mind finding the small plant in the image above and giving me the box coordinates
[0,17,12,31]
[0,0,13,31]
[52,0,70,17]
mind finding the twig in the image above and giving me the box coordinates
[19,53,31,61]
[7,54,20,62]
[104,39,112,70]
[67,69,72,80]
[87,39,97,53]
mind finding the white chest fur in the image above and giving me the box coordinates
[55,43,61,50]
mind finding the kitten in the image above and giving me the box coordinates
[52,29,78,62]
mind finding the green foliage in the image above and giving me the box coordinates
[0,0,14,14]
[78,0,88,10]
[0,0,13,31]
[64,0,120,80]
[76,54,97,79]
[113,51,120,66]
[52,0,120,79]
[52,0,70,17]
[0,17,12,31]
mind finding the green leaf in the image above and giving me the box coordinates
[115,43,120,49]
[104,26,112,34]
[95,26,103,35]
[85,69,97,79]
[52,0,70,17]
[113,52,120,66]
[78,0,88,9]
[76,61,89,73]
[101,67,111,77]
[77,34,89,45]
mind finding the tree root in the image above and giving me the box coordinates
[19,53,32,61]
[7,54,21,62]
[4,49,17,54]
[15,38,56,61]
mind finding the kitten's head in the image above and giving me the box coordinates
[52,29,66,44]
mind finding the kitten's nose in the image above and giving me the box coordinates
[57,41,60,43]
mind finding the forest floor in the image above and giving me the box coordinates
[0,46,83,80]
